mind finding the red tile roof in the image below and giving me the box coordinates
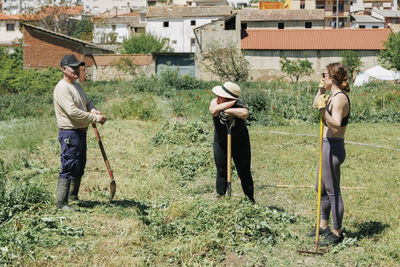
[241,29,391,50]
[19,6,83,21]
[0,13,20,20]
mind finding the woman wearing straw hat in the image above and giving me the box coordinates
[209,81,255,203]
[312,62,351,245]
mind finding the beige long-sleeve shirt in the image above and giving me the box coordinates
[54,79,100,129]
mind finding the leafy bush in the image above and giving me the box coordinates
[0,177,50,224]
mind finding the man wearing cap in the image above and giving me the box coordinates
[209,81,255,203]
[54,54,106,210]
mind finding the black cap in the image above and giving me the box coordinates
[60,55,85,67]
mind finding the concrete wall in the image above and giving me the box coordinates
[244,50,380,81]
[85,54,155,81]
[194,15,241,80]
[246,20,325,29]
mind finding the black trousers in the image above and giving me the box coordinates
[213,134,254,200]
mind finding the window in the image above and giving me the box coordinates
[191,38,195,46]
[191,20,196,26]
[163,21,169,27]
[172,40,177,44]
[300,0,305,9]
[359,25,365,28]
[305,22,312,28]
[372,26,379,28]
[316,1,325,9]
[278,22,284,29]
[112,25,116,31]
[6,24,15,31]
[241,23,247,30]
[224,16,236,30]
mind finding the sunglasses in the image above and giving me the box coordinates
[322,72,330,78]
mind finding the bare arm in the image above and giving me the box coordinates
[209,98,236,117]
[320,94,348,135]
[224,107,249,120]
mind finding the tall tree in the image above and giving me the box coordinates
[72,19,94,41]
[379,31,400,71]
[340,50,363,83]
[280,56,313,82]
[121,33,172,54]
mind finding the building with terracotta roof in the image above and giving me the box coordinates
[239,9,325,29]
[146,5,231,53]
[241,28,390,81]
[2,0,82,15]
[0,13,22,46]
[351,15,385,29]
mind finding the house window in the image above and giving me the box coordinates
[6,24,15,31]
[241,23,247,30]
[112,25,116,31]
[225,16,236,30]
[305,22,312,28]
[316,1,325,9]
[359,25,365,28]
[163,21,169,27]
[278,22,284,29]
[191,20,196,26]
[300,0,305,9]
[191,38,195,46]
[172,40,177,44]
[372,26,379,28]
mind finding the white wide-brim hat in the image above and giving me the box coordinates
[212,81,241,99]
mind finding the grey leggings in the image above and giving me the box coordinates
[315,138,346,230]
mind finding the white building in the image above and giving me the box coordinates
[0,13,23,45]
[2,0,82,14]
[350,15,385,29]
[82,0,147,15]
[146,5,231,53]
[93,11,146,44]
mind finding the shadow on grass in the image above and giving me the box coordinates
[346,221,389,240]
[78,199,150,216]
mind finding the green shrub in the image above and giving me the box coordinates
[102,93,161,120]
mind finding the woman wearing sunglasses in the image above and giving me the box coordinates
[311,63,351,245]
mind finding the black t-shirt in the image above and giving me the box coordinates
[213,99,249,145]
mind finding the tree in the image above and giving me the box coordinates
[340,50,363,83]
[201,42,249,82]
[72,19,94,41]
[280,56,313,82]
[379,31,400,71]
[121,33,172,54]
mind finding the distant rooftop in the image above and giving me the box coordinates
[372,9,400,18]
[240,9,325,21]
[146,5,231,19]
[351,15,384,23]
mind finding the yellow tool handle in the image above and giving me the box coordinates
[315,115,324,252]
[227,134,232,183]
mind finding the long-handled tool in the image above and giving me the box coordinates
[92,123,116,203]
[226,119,235,197]
[257,184,366,190]
[298,115,324,255]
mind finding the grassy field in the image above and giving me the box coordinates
[1,115,399,266]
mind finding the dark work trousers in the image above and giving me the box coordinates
[213,118,254,200]
[58,129,87,180]
[315,138,346,230]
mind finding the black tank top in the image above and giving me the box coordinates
[325,91,350,127]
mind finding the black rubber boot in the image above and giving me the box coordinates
[57,178,74,211]
[69,177,82,203]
